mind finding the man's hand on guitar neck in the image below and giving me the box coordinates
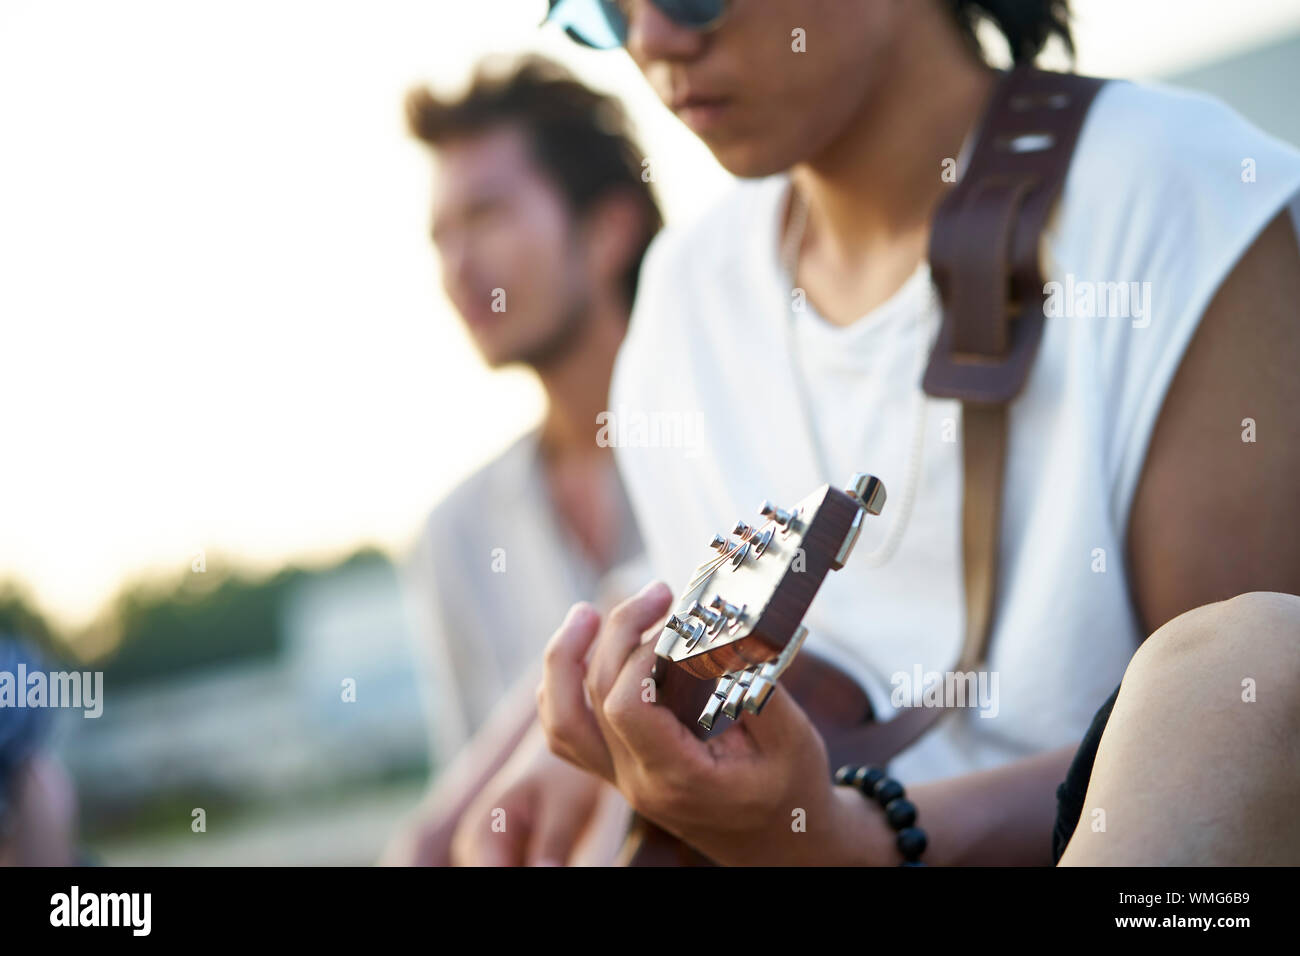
[537,581,898,866]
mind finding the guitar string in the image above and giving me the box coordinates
[685,520,774,591]
[779,181,931,569]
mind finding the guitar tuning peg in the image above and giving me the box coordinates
[709,533,730,552]
[742,660,781,714]
[733,521,775,555]
[687,600,725,631]
[846,472,887,515]
[698,674,736,731]
[759,500,798,531]
[708,595,744,623]
[721,669,755,719]
[832,474,889,571]
[665,613,706,649]
[742,675,775,714]
[743,627,807,713]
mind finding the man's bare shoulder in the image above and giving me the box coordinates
[1128,208,1300,632]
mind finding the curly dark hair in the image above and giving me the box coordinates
[406,55,663,311]
[945,0,1074,64]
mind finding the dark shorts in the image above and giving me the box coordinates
[1051,682,1122,864]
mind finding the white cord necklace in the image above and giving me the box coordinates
[779,183,933,568]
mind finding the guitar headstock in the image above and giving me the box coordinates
[652,472,886,730]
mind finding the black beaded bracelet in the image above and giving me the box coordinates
[834,764,928,865]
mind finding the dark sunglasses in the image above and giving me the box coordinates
[544,0,728,50]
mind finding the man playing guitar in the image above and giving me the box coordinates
[471,0,1300,865]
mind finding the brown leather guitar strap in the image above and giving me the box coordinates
[826,67,1108,769]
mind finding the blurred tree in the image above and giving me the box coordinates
[94,547,392,688]
[0,581,62,661]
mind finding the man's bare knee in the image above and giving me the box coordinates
[1061,591,1300,864]
[1128,591,1300,695]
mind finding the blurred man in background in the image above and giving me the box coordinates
[381,56,662,865]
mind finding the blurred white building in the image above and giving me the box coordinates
[60,558,428,826]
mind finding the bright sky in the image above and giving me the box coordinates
[2,0,1298,628]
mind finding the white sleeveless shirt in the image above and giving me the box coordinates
[610,79,1300,783]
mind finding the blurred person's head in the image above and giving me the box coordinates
[547,0,1072,177]
[0,638,77,866]
[407,55,662,370]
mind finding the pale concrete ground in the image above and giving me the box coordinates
[88,780,427,867]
